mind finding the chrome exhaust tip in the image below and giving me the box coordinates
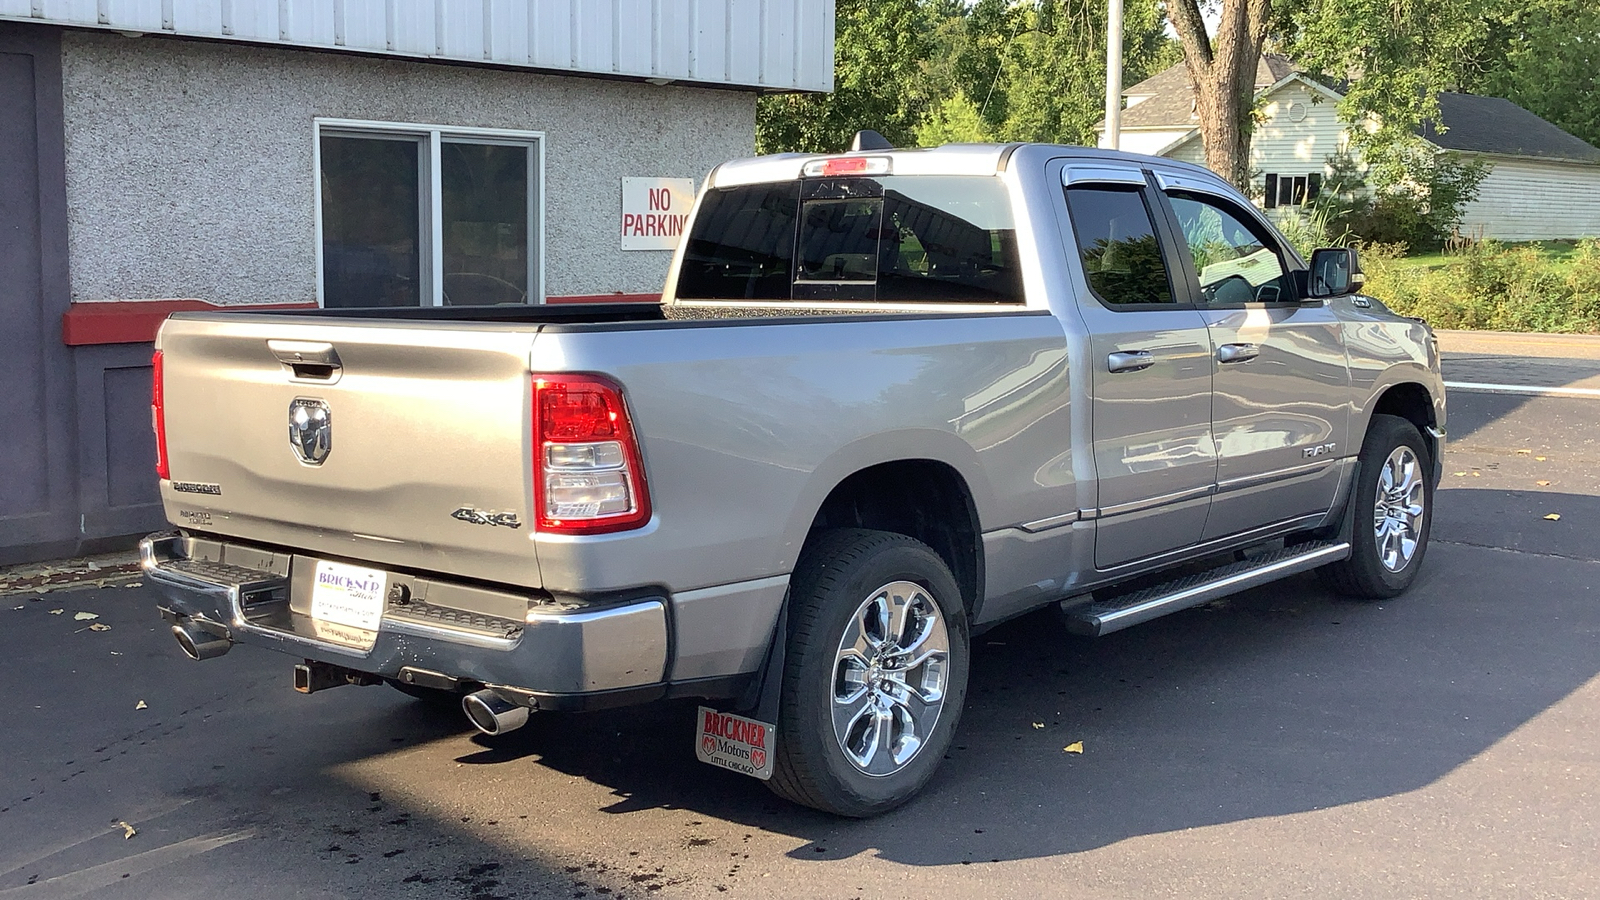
[171,622,230,660]
[462,689,530,736]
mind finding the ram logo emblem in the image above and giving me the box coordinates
[288,399,332,465]
[1303,442,1337,459]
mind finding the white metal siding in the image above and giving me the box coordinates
[1459,157,1600,240]
[1,0,833,91]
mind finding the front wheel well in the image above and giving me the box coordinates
[1370,382,1438,464]
[806,460,982,616]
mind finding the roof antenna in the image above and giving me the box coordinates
[849,130,893,152]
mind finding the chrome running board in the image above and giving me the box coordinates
[1063,540,1351,637]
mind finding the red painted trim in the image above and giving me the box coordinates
[61,299,318,346]
[546,293,661,304]
[61,295,661,346]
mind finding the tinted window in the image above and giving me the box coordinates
[676,176,1022,303]
[675,184,799,300]
[1168,193,1291,304]
[1063,186,1176,306]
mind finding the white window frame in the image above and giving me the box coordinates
[313,118,546,307]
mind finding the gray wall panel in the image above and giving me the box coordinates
[72,345,163,541]
[0,23,81,564]
[59,30,755,305]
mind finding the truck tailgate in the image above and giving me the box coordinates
[156,314,542,588]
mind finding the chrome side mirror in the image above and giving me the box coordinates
[1307,247,1364,299]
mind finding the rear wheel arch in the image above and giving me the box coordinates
[804,460,985,619]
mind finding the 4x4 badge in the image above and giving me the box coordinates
[451,507,522,529]
[289,398,332,465]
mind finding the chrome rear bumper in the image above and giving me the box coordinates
[140,532,670,702]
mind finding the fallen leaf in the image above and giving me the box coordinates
[135,700,148,710]
[1517,448,1531,455]
[1063,741,1084,754]
[1536,480,1551,486]
[117,820,137,840]
[1535,456,1547,461]
[1471,472,1481,477]
[47,609,64,615]
[1452,471,1467,477]
[125,582,143,589]
[88,623,112,632]
[1031,722,1044,729]
[73,611,99,621]
[1544,514,1561,521]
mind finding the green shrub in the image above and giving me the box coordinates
[1363,239,1600,333]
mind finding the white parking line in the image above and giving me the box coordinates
[1445,381,1600,398]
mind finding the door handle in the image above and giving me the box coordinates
[1107,350,1154,373]
[1217,343,1259,364]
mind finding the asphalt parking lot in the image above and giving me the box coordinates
[2,332,1596,899]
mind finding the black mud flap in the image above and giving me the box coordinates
[736,594,788,726]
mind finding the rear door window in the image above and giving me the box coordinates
[675,176,1022,304]
[1062,185,1179,307]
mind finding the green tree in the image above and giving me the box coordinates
[755,0,932,154]
[918,0,1025,137]
[1288,0,1499,155]
[1472,0,1600,148]
[914,91,995,145]
[996,0,1175,145]
[758,0,1178,155]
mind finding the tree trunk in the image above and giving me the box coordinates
[1166,0,1271,190]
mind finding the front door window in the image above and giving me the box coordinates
[1168,193,1292,305]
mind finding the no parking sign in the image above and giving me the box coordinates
[620,177,695,250]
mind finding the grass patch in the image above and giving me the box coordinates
[1364,239,1600,333]
[1393,240,1583,273]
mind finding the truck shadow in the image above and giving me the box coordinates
[459,487,1599,865]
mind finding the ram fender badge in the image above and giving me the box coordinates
[451,507,523,529]
[1303,441,1337,459]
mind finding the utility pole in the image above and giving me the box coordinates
[1105,0,1124,150]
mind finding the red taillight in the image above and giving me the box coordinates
[152,349,170,481]
[532,375,651,534]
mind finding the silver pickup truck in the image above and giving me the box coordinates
[142,141,1444,817]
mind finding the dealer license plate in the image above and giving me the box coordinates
[310,560,387,636]
[695,707,776,781]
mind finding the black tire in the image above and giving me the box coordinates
[385,679,464,709]
[1321,414,1434,599]
[766,528,970,818]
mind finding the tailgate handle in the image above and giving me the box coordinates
[268,340,341,381]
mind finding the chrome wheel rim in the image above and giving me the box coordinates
[1373,446,1426,573]
[831,580,950,777]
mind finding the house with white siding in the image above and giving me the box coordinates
[1098,58,1600,241]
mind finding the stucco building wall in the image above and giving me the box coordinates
[59,30,755,305]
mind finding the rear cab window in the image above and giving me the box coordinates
[675,176,1024,305]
